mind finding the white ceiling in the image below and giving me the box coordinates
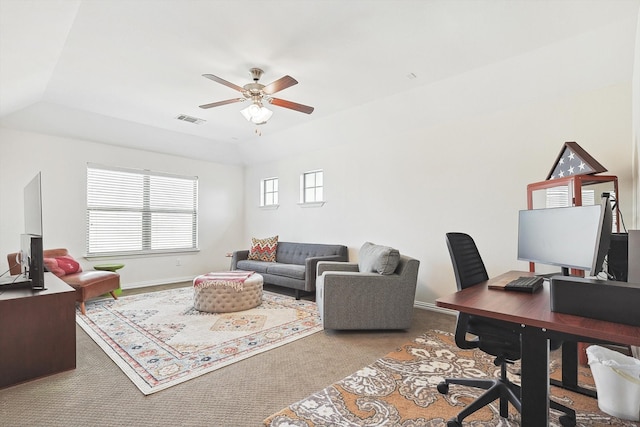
[1,0,639,165]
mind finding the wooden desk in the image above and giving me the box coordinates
[436,270,640,427]
[0,273,76,388]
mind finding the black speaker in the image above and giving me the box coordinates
[608,233,628,282]
[551,276,640,326]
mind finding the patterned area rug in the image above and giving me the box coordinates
[265,330,639,426]
[76,287,321,395]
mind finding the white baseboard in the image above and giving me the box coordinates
[122,276,194,290]
[414,300,457,316]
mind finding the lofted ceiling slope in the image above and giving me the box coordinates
[1,0,639,165]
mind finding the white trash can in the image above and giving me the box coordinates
[586,345,640,421]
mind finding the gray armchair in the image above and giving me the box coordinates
[316,242,420,330]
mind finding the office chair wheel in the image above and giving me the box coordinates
[437,382,449,394]
[559,415,576,427]
[446,419,462,427]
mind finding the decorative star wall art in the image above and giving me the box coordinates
[546,141,607,180]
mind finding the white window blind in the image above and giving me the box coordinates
[545,186,616,230]
[86,164,198,257]
[545,187,595,208]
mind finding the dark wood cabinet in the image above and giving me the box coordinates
[0,273,76,388]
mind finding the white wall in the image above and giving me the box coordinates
[0,128,245,288]
[240,16,638,306]
[1,11,637,303]
[634,7,640,226]
[243,82,633,305]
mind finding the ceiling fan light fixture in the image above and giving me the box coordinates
[200,68,313,122]
[240,103,273,125]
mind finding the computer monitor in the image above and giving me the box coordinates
[518,195,612,277]
[593,194,613,277]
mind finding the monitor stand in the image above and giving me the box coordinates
[535,271,563,279]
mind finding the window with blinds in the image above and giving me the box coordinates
[545,186,617,230]
[86,164,198,257]
[545,187,596,208]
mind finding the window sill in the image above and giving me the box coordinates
[298,201,326,208]
[259,204,279,210]
[85,248,200,260]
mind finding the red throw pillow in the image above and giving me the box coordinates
[44,258,65,277]
[55,255,82,275]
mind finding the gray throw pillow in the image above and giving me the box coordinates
[358,242,400,275]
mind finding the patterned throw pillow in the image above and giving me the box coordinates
[248,235,278,262]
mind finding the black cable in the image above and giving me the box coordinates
[0,263,24,295]
[0,262,20,282]
[601,257,615,280]
[0,262,20,278]
[610,194,627,233]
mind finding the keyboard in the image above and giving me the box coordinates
[504,276,544,293]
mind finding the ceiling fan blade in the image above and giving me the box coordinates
[202,74,245,92]
[262,76,298,95]
[199,98,245,109]
[269,98,314,114]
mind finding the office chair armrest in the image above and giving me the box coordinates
[455,313,480,349]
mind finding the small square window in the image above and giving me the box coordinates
[260,177,279,207]
[300,170,324,204]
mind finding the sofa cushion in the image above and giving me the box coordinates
[63,271,120,301]
[266,263,306,280]
[236,260,273,274]
[248,235,278,262]
[275,242,348,265]
[358,242,400,275]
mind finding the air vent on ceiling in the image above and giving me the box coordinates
[176,114,206,124]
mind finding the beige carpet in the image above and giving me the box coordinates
[0,289,457,426]
[76,286,322,394]
[265,330,639,427]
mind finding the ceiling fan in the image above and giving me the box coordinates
[199,68,314,125]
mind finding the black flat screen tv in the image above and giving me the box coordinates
[20,173,45,290]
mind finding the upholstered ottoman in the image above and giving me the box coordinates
[193,272,263,313]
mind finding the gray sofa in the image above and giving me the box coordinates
[316,242,420,330]
[230,241,348,299]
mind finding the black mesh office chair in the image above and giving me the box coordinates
[438,232,576,427]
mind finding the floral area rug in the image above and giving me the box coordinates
[265,330,639,427]
[76,287,322,395]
